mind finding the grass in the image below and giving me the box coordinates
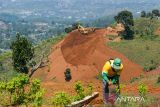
[0,51,12,62]
[33,34,65,63]
[107,37,160,71]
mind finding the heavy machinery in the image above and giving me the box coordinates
[77,25,96,35]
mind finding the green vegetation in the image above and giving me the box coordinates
[33,34,65,63]
[114,10,134,39]
[0,74,44,106]
[74,81,85,101]
[11,33,34,73]
[141,9,160,18]
[65,22,83,33]
[0,76,93,107]
[52,92,72,107]
[73,81,93,101]
[0,51,12,62]
[0,34,65,81]
[108,38,160,71]
[115,83,157,107]
[134,18,160,38]
[51,81,93,107]
[138,83,148,97]
[108,15,160,71]
[115,94,157,107]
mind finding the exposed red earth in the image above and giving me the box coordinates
[32,25,160,105]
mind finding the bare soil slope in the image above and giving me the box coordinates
[32,28,160,105]
[61,29,143,81]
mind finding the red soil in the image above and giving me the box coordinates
[145,66,160,76]
[155,27,160,36]
[61,29,143,81]
[32,28,159,105]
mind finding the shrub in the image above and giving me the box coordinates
[0,74,44,106]
[27,79,44,107]
[52,92,71,107]
[138,83,148,97]
[74,81,85,101]
[51,81,94,106]
[86,84,93,95]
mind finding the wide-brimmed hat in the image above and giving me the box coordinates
[112,58,122,70]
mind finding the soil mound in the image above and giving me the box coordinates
[61,29,143,81]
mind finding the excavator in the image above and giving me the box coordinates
[77,25,96,35]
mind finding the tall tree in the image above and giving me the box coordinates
[152,9,160,17]
[10,33,34,73]
[114,10,134,39]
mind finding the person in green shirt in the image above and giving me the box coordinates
[102,58,123,103]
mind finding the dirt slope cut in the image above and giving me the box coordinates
[32,27,159,106]
[33,28,143,83]
[61,29,143,81]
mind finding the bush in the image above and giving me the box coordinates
[0,74,44,106]
[52,92,71,107]
[27,79,44,107]
[51,81,94,106]
[138,83,148,97]
[74,81,85,101]
[86,84,93,95]
[134,18,159,39]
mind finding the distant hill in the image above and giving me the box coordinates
[0,0,160,50]
[0,0,160,20]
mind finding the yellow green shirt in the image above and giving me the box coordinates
[102,60,123,77]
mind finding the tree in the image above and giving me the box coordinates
[72,22,82,30]
[141,11,146,17]
[122,26,134,39]
[152,9,160,17]
[114,10,134,39]
[10,33,34,73]
[64,27,73,33]
[146,12,153,19]
[64,22,83,33]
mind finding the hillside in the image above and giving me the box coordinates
[0,23,160,106]
[30,27,143,105]
[1,0,160,50]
